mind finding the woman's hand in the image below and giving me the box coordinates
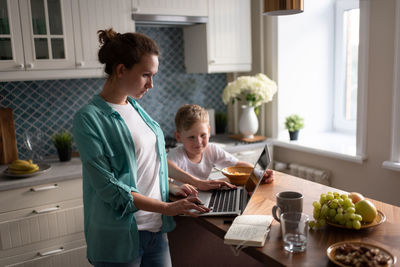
[164,196,210,217]
[169,183,198,197]
[262,169,274,184]
[194,179,236,191]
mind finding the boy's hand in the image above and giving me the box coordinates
[169,182,198,197]
[175,184,197,197]
[262,169,274,184]
[195,179,236,191]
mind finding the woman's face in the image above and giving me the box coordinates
[120,53,159,99]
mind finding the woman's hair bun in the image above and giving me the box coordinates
[97,28,118,45]
[97,28,159,76]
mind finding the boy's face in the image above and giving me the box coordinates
[175,121,210,158]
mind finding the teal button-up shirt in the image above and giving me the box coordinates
[73,95,175,263]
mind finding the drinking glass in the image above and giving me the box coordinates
[23,130,44,162]
[280,212,309,253]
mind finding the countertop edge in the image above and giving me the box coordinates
[0,157,82,191]
[0,138,270,191]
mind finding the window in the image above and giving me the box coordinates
[275,0,368,162]
[333,0,360,133]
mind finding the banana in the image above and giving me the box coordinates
[8,159,39,174]
[9,165,39,174]
[9,163,38,171]
[12,159,32,165]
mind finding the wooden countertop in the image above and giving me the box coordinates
[196,171,400,267]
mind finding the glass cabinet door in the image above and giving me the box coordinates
[0,0,12,60]
[19,0,75,70]
[0,0,24,71]
[30,0,65,60]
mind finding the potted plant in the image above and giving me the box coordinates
[215,112,227,134]
[52,130,73,162]
[284,114,304,141]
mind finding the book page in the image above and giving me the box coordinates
[233,215,273,226]
[224,215,273,246]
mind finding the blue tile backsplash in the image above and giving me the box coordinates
[0,27,227,160]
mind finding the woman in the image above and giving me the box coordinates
[73,29,229,267]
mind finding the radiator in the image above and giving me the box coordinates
[288,163,330,185]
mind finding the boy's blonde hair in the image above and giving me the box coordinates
[175,104,209,132]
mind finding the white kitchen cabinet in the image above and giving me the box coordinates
[132,0,208,17]
[19,0,76,70]
[0,0,75,72]
[3,240,89,267]
[0,0,24,71]
[0,0,133,81]
[184,0,252,73]
[71,0,134,69]
[0,178,90,267]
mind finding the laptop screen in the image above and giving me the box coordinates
[244,145,271,194]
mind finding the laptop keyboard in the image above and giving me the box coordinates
[208,189,237,213]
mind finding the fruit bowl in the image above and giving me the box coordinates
[3,163,51,178]
[221,166,253,186]
[326,210,386,229]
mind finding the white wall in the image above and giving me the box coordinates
[277,0,335,134]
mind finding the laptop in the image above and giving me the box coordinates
[194,144,271,217]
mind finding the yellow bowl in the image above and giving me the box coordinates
[221,166,253,186]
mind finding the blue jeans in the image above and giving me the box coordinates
[92,231,172,267]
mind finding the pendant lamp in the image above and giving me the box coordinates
[263,0,304,16]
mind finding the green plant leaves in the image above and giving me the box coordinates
[52,130,73,150]
[284,114,304,132]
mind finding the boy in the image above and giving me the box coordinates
[168,104,273,186]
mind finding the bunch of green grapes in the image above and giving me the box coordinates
[309,192,363,230]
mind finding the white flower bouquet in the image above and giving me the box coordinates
[222,73,277,113]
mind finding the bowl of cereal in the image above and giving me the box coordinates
[221,166,253,186]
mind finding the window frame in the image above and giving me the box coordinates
[333,0,359,134]
[273,0,369,162]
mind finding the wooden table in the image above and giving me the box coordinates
[195,171,400,267]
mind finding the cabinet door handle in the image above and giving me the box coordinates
[17,63,24,69]
[38,247,64,257]
[30,184,58,192]
[26,63,34,69]
[132,7,139,12]
[76,61,85,67]
[209,60,216,64]
[33,205,60,214]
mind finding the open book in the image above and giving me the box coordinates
[224,215,273,247]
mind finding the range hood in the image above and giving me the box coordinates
[132,14,208,26]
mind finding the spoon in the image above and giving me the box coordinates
[213,166,230,174]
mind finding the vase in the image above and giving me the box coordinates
[289,130,299,141]
[57,147,72,162]
[239,105,259,139]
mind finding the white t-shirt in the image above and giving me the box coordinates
[107,102,162,232]
[167,143,238,180]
